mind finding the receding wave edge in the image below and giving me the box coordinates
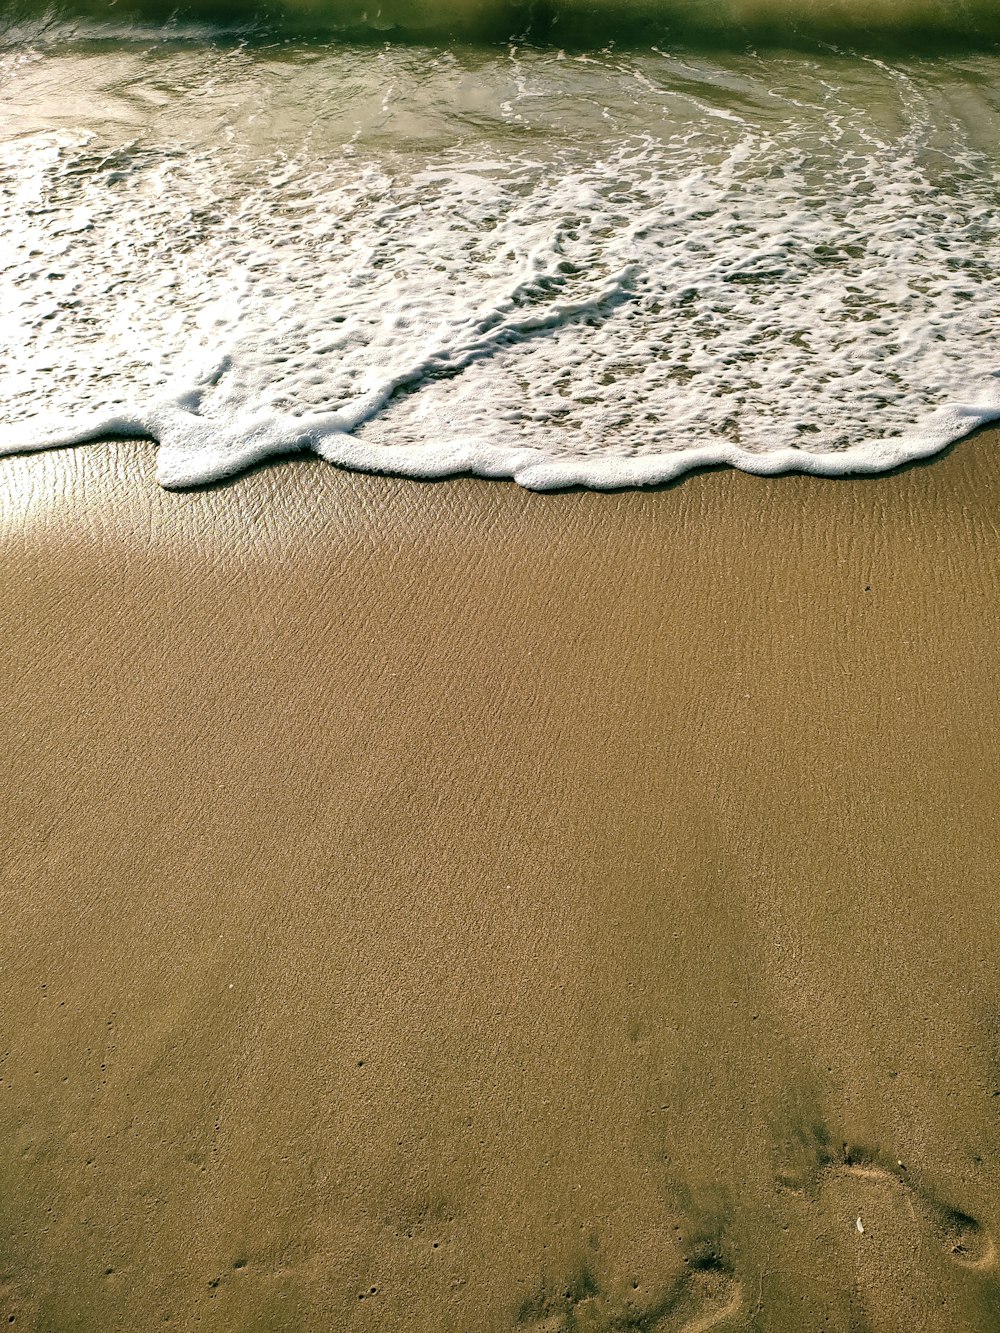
[3,396,998,491]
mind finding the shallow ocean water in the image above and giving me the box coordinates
[1,7,999,488]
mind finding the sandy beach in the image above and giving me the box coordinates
[1,433,998,1331]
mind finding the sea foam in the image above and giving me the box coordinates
[2,40,999,490]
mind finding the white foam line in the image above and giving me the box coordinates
[315,401,1000,490]
[2,398,996,492]
[325,262,640,432]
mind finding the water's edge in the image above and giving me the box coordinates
[4,400,999,491]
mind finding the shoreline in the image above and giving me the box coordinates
[1,432,999,1330]
[6,403,1000,492]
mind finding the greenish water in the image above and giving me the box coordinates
[6,0,1000,48]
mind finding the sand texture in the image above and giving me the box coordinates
[1,435,999,1331]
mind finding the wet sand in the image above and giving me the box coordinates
[1,434,998,1331]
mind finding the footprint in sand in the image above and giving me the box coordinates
[826,1160,996,1272]
[777,1134,998,1330]
[518,1249,742,1332]
[778,1132,996,1272]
